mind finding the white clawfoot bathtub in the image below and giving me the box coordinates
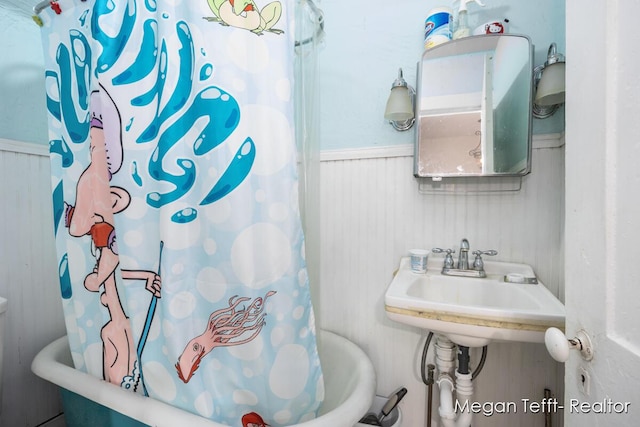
[32,329,376,427]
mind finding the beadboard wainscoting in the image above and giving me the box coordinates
[0,135,565,427]
[0,139,66,427]
[319,135,565,427]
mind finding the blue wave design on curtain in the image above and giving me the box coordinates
[146,86,245,208]
[69,30,91,111]
[49,138,74,168]
[92,0,137,74]
[44,71,61,122]
[129,40,166,108]
[137,21,194,143]
[38,1,324,425]
[112,19,159,86]
[51,181,65,236]
[58,254,72,299]
[45,30,91,143]
[54,44,89,143]
[201,137,256,205]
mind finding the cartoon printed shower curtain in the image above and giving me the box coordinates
[37,1,324,425]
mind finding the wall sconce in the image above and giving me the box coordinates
[384,68,415,131]
[533,43,566,119]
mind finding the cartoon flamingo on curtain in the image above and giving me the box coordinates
[176,290,276,383]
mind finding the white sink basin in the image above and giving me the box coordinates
[384,257,565,347]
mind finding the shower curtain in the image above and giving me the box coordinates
[37,1,324,425]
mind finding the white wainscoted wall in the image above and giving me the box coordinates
[318,135,566,427]
[0,134,565,427]
[0,140,66,427]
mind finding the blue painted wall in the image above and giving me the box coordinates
[0,0,565,150]
[318,0,565,150]
[0,10,48,145]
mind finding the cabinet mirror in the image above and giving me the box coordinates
[414,35,533,178]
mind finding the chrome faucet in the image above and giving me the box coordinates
[458,238,470,270]
[432,239,497,278]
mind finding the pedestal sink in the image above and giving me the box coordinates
[384,257,565,347]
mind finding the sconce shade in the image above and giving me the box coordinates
[385,86,414,121]
[535,61,565,106]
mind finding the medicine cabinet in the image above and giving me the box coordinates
[414,34,533,179]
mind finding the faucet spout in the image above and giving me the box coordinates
[458,238,470,270]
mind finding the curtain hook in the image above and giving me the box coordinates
[50,1,62,14]
[32,15,44,26]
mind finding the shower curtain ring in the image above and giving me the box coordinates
[49,1,62,14]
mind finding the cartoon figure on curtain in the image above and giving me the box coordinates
[242,412,270,427]
[63,86,162,391]
[176,291,276,383]
[40,1,325,424]
[205,0,284,35]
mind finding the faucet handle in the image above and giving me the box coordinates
[473,250,497,257]
[433,248,455,269]
[472,250,497,271]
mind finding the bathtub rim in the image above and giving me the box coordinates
[31,329,376,427]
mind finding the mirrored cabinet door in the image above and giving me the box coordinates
[414,34,533,178]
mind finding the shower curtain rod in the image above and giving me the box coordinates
[33,0,51,14]
[294,0,324,47]
[33,0,324,47]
